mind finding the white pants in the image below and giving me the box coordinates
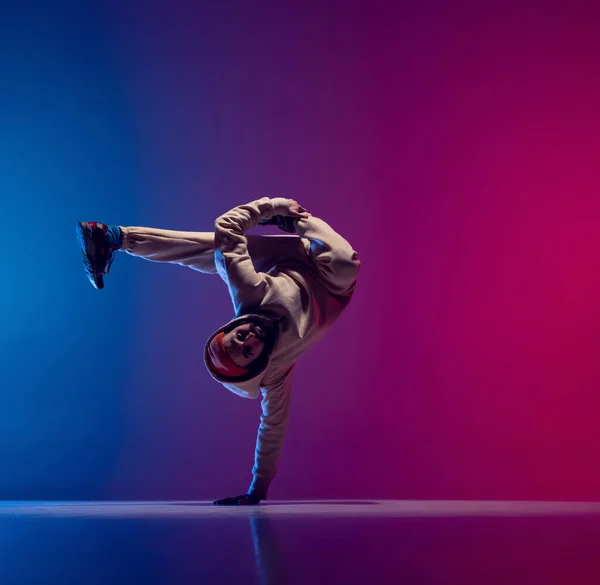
[120,227,307,275]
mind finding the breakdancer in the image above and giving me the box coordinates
[76,197,360,505]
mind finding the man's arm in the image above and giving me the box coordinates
[214,367,294,506]
[261,211,360,296]
[248,368,294,500]
[214,198,308,313]
[294,215,360,295]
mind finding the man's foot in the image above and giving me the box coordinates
[76,221,118,290]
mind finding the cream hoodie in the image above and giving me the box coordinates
[203,198,360,498]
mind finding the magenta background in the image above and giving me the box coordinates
[3,1,599,500]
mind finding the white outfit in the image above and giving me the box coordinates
[120,197,360,498]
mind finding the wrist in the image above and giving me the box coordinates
[269,197,293,217]
[249,475,271,499]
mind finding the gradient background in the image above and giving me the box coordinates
[1,0,599,501]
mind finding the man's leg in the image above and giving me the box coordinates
[76,222,218,289]
[122,227,309,274]
[121,226,218,273]
[77,221,309,289]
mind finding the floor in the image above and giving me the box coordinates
[2,500,599,584]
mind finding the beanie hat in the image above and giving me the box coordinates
[207,331,249,378]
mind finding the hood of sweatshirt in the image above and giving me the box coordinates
[203,313,279,399]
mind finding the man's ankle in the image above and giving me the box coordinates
[106,225,123,249]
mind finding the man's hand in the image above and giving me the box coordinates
[213,493,263,506]
[269,198,311,219]
[286,200,311,219]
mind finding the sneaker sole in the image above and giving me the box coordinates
[76,222,104,290]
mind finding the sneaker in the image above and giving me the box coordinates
[76,221,117,290]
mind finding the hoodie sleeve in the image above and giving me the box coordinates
[247,367,294,500]
[294,215,361,296]
[214,197,297,313]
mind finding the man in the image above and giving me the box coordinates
[76,197,360,505]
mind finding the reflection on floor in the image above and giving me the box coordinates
[1,500,599,584]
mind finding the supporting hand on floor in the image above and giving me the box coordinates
[213,493,263,506]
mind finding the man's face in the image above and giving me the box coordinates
[223,323,267,368]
